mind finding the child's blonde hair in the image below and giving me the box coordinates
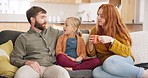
[66,17,81,31]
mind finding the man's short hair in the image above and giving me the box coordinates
[26,6,47,23]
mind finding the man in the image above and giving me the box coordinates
[10,6,70,78]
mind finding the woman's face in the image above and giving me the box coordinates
[97,8,105,26]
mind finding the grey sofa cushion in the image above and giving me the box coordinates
[67,70,93,78]
[135,63,148,69]
[0,30,23,45]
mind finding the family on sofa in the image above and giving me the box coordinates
[0,4,148,78]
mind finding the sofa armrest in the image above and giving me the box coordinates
[0,30,23,45]
[130,31,148,64]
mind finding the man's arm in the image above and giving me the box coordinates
[10,34,27,67]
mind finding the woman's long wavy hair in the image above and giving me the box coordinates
[96,4,132,45]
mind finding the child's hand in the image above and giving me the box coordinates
[75,56,82,62]
[67,56,76,61]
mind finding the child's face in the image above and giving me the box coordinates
[63,20,76,35]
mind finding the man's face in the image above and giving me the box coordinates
[34,12,47,31]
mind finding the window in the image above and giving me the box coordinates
[0,0,30,14]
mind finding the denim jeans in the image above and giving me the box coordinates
[93,55,144,78]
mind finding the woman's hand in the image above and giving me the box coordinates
[89,35,99,44]
[99,36,113,44]
[88,35,99,51]
[25,60,41,74]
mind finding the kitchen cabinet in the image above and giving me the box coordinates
[16,23,30,32]
[0,23,29,32]
[0,22,143,32]
[0,23,17,31]
[34,0,75,4]
[121,0,135,23]
[75,0,90,3]
[109,0,121,7]
[91,0,100,3]
[109,0,135,23]
[34,0,49,3]
[50,0,75,4]
[34,0,89,4]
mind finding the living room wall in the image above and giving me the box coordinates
[143,0,148,31]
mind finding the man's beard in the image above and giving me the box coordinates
[34,20,46,31]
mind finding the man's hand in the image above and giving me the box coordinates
[25,60,41,74]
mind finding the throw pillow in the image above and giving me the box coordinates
[0,40,13,57]
[0,40,18,78]
[81,34,89,45]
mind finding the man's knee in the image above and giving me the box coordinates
[43,65,70,78]
[14,65,39,78]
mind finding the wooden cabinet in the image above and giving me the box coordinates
[109,0,135,23]
[50,0,75,4]
[121,0,135,23]
[0,23,17,31]
[34,0,49,3]
[0,23,30,32]
[16,23,30,32]
[34,0,75,4]
[34,0,89,4]
[0,22,143,32]
[109,0,121,7]
[0,22,55,32]
[91,0,100,3]
[82,0,90,3]
[75,0,90,3]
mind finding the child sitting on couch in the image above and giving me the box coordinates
[56,17,100,70]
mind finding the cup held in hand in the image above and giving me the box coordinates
[91,35,99,44]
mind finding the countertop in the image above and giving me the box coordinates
[0,20,143,25]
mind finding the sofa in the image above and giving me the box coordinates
[0,28,148,78]
[0,29,92,78]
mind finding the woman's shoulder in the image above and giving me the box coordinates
[90,26,96,35]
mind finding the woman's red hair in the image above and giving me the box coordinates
[96,4,132,45]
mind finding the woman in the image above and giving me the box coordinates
[86,4,148,78]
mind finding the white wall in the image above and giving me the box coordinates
[31,2,79,22]
[0,2,79,22]
[135,0,144,23]
[139,0,144,23]
[0,1,144,24]
[78,2,108,22]
[143,0,148,31]
[0,2,109,23]
[0,14,27,22]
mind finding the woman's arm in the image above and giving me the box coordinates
[109,39,131,57]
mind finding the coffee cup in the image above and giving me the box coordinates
[90,35,99,44]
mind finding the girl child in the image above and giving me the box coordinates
[56,17,100,70]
